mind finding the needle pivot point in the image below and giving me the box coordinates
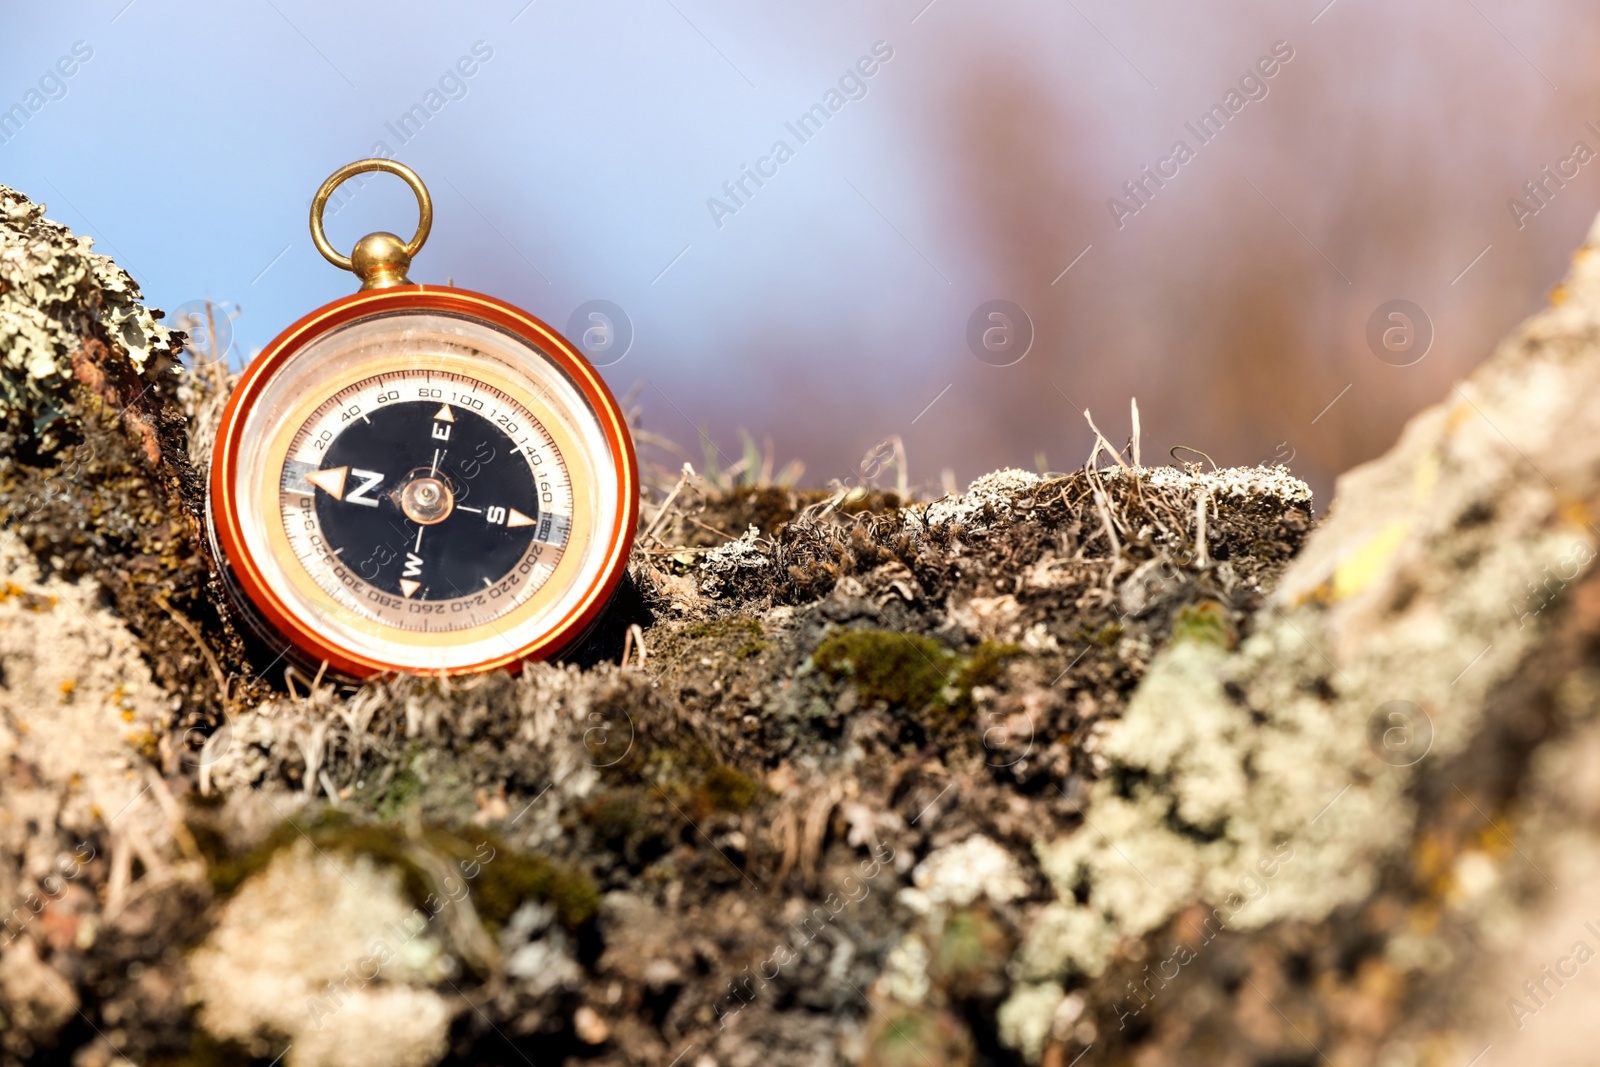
[400,475,454,525]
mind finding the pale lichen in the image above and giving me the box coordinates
[924,468,1042,529]
[997,981,1064,1064]
[0,184,176,451]
[899,834,1029,915]
[997,210,1600,1058]
[189,839,455,1067]
[698,524,771,598]
[877,934,933,1006]
[0,527,176,888]
[1112,462,1313,504]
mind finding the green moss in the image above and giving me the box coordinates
[304,817,434,904]
[201,813,599,931]
[639,736,719,786]
[811,630,1021,730]
[373,766,424,820]
[700,763,760,812]
[952,641,1020,696]
[668,762,765,821]
[463,834,601,929]
[682,617,751,640]
[1080,621,1124,647]
[582,763,758,869]
[933,907,1013,1001]
[863,1005,973,1067]
[148,1028,262,1067]
[681,615,769,659]
[200,818,304,899]
[583,788,648,842]
[812,629,955,710]
[1171,600,1236,649]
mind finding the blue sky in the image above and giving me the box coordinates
[3,1,976,478]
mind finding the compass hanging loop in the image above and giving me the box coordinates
[309,158,434,290]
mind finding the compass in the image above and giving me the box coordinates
[208,159,638,678]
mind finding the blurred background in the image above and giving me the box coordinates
[4,0,1600,507]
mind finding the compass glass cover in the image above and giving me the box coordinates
[227,308,622,672]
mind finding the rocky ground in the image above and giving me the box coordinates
[3,181,1600,1067]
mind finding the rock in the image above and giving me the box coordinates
[188,839,455,1067]
[574,1005,610,1044]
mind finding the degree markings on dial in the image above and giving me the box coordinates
[276,368,576,632]
[290,379,572,509]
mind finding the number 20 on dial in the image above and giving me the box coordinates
[208,160,639,679]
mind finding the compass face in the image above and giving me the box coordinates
[211,291,637,677]
[285,377,570,628]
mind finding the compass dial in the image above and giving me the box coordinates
[283,374,571,629]
[210,289,637,677]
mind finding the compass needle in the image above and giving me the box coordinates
[305,466,348,499]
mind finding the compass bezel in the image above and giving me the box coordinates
[210,285,639,678]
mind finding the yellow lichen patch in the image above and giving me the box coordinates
[1557,496,1594,530]
[0,581,54,611]
[1472,818,1516,860]
[1296,576,1337,606]
[128,729,160,761]
[1413,448,1440,502]
[1411,830,1450,887]
[1408,901,1442,936]
[1356,957,1404,1003]
[1332,519,1411,602]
